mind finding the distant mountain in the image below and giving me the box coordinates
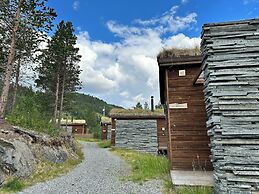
[71,92,123,116]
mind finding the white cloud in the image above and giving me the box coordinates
[243,0,259,4]
[72,1,80,11]
[134,5,197,34]
[181,0,189,4]
[163,33,200,48]
[76,5,200,107]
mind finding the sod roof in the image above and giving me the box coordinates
[157,47,201,59]
[109,108,165,119]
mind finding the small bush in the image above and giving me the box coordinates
[2,178,24,192]
[98,140,111,148]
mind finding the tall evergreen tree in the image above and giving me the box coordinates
[36,21,81,128]
[135,102,143,109]
[0,0,56,117]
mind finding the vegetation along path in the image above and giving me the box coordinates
[19,142,163,194]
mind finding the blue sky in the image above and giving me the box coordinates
[45,0,259,108]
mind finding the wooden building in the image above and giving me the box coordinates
[110,109,167,154]
[157,49,213,185]
[60,119,87,135]
[100,116,111,140]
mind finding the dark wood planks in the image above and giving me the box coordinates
[157,118,168,149]
[167,64,212,171]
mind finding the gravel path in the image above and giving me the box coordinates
[19,142,163,194]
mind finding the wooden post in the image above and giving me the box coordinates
[101,124,108,140]
[111,118,116,146]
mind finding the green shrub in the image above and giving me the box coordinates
[2,178,24,192]
[98,140,111,148]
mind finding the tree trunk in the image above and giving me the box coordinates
[57,75,65,128]
[53,74,60,125]
[0,0,23,118]
[12,55,21,111]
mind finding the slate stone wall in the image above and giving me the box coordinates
[201,19,259,194]
[115,120,158,154]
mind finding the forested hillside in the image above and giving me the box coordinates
[6,86,121,137]
[67,92,122,136]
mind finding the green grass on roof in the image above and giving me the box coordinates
[101,116,111,123]
[109,108,164,116]
[158,47,201,59]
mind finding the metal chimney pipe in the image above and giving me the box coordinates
[151,96,154,112]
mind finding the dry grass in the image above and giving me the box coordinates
[110,108,164,117]
[158,47,201,59]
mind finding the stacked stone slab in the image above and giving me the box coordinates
[201,19,259,193]
[115,120,158,154]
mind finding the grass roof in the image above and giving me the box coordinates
[110,108,165,118]
[101,116,111,123]
[157,47,201,59]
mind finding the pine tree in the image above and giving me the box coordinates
[0,0,56,118]
[36,21,81,128]
[135,102,143,109]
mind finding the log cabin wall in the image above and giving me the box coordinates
[156,118,168,153]
[201,19,259,193]
[166,64,212,170]
[101,124,108,140]
[72,125,85,134]
[158,56,213,171]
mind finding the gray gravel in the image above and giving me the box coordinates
[19,142,163,194]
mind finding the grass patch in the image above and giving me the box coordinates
[164,184,213,194]
[111,147,169,182]
[97,140,111,148]
[1,178,25,193]
[112,148,212,194]
[0,143,84,193]
[75,137,100,142]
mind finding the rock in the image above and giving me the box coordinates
[0,169,3,186]
[41,146,68,163]
[0,139,36,178]
[0,123,76,185]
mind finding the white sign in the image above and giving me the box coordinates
[169,103,188,109]
[179,70,186,76]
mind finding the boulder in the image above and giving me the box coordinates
[0,124,76,185]
[0,139,36,178]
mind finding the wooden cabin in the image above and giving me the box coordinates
[110,109,167,154]
[60,119,87,135]
[157,49,213,185]
[100,116,112,140]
